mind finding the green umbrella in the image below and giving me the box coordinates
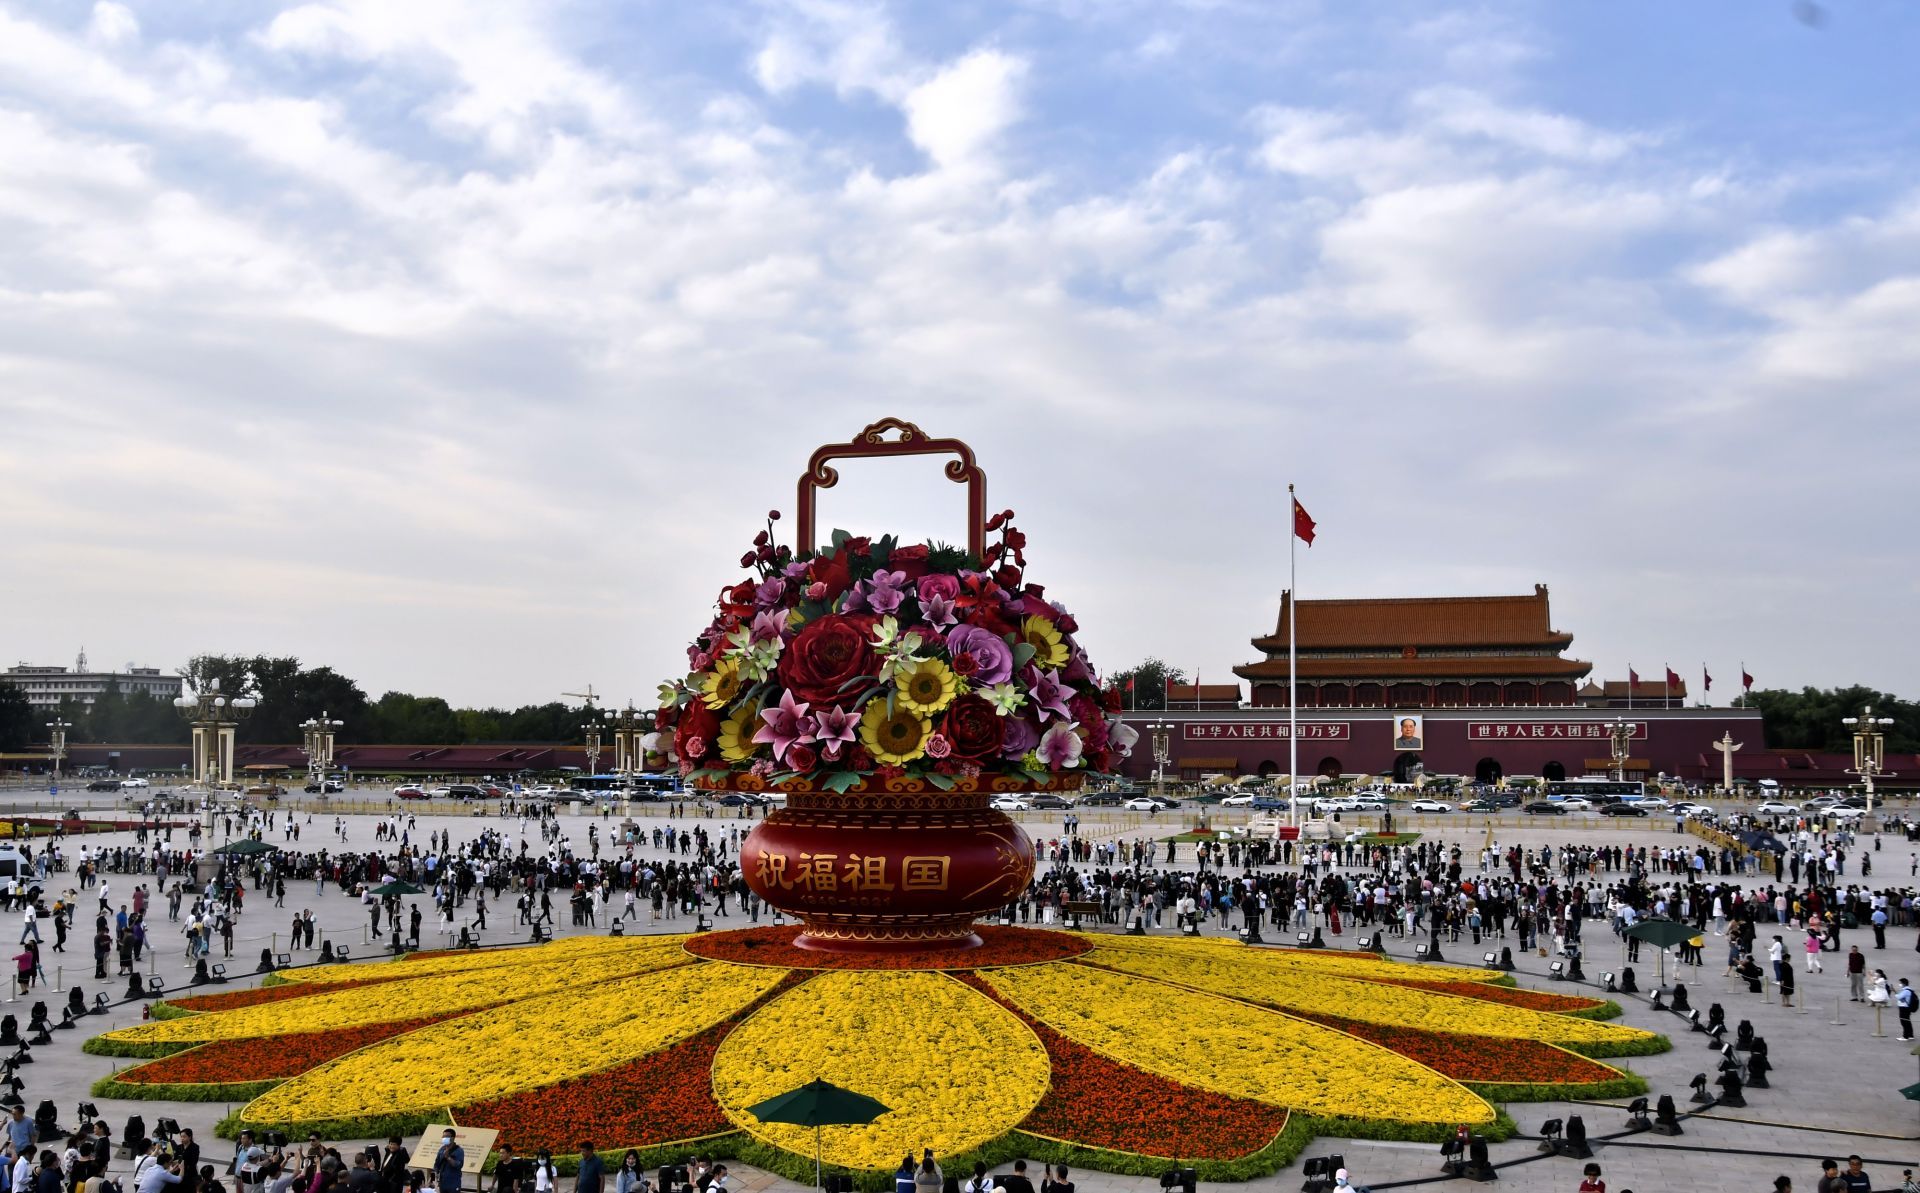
[746,1079,890,1188]
[211,838,278,856]
[1901,1081,1920,1101]
[1625,919,1698,985]
[370,880,425,897]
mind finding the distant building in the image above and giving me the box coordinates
[2,649,184,709]
[1234,585,1592,708]
[1578,679,1690,707]
[1163,683,1243,711]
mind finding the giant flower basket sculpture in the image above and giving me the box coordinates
[652,418,1134,951]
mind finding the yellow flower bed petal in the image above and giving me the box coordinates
[1089,934,1500,984]
[284,935,679,986]
[101,946,689,1046]
[242,961,784,1126]
[985,962,1493,1127]
[712,971,1049,1170]
[1084,947,1653,1050]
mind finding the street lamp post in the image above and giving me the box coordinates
[581,718,605,780]
[1148,720,1173,799]
[300,713,345,791]
[1843,705,1897,832]
[172,678,258,788]
[1608,717,1635,783]
[46,718,70,790]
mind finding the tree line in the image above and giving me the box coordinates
[0,655,601,749]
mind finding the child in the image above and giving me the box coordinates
[1578,1161,1605,1193]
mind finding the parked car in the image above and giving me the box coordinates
[1600,803,1649,817]
[990,796,1032,811]
[1028,793,1074,810]
[1407,799,1452,813]
[1523,801,1569,815]
[1754,801,1800,816]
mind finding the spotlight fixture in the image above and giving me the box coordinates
[1600,971,1617,993]
[1625,1097,1651,1132]
[1689,1073,1712,1105]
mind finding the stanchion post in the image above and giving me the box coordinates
[1874,1003,1887,1038]
[51,966,61,993]
[1830,995,1846,1026]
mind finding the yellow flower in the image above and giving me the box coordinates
[859,699,931,765]
[895,657,957,715]
[718,711,757,762]
[700,658,744,710]
[1020,615,1069,669]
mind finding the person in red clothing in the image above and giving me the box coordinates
[1578,1161,1605,1193]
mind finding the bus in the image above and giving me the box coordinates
[1545,778,1645,801]
[561,773,682,796]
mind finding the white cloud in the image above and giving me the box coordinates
[86,2,139,45]
[901,49,1027,171]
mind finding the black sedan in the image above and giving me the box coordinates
[1029,793,1074,810]
[1600,803,1650,817]
[1523,801,1569,815]
[87,779,122,792]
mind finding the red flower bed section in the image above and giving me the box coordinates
[683,925,1089,970]
[165,976,398,1013]
[120,1014,459,1084]
[1288,1012,1618,1086]
[455,971,815,1151]
[1373,979,1605,1015]
[955,974,1286,1160]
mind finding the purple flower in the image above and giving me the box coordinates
[752,689,812,763]
[946,625,1012,685]
[807,704,859,761]
[1024,665,1073,723]
[750,609,788,644]
[861,568,909,616]
[753,577,787,609]
[783,559,811,580]
[1000,714,1040,760]
[921,593,958,629]
[1062,646,1095,685]
[1037,722,1083,770]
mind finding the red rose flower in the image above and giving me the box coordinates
[941,694,1005,761]
[888,542,931,581]
[807,554,854,603]
[674,701,720,762]
[786,743,818,773]
[776,613,878,708]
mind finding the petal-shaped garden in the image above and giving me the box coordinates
[86,927,1666,1182]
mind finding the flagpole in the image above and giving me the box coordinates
[1288,484,1298,830]
[1626,664,1632,711]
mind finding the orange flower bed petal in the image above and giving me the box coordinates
[120,1014,459,1084]
[454,971,814,1151]
[955,974,1287,1159]
[683,925,1089,970]
[1375,979,1606,1014]
[1287,1013,1620,1086]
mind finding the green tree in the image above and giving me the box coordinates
[1107,659,1190,711]
[1747,686,1917,753]
[0,685,33,752]
[365,692,463,744]
[181,654,255,699]
[88,679,130,742]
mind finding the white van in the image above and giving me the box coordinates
[0,846,42,901]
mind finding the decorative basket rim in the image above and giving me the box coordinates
[691,772,1083,795]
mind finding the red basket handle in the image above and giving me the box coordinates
[795,418,987,558]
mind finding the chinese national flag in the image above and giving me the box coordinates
[1126,676,1135,694]
[1665,667,1680,690]
[1703,666,1712,692]
[1292,497,1316,546]
[1628,667,1640,687]
[1742,669,1754,691]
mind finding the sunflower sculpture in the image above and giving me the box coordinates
[86,928,1665,1182]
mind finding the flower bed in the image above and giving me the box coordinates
[712,970,1050,1171]
[284,935,666,987]
[162,977,397,1014]
[92,1014,462,1103]
[456,972,813,1151]
[1284,1011,1632,1092]
[1376,978,1612,1016]
[953,974,1288,1161]
[239,961,780,1137]
[98,946,688,1050]
[1091,934,1501,985]
[1081,947,1658,1054]
[683,925,1088,970]
[983,963,1494,1128]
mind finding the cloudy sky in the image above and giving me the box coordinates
[1,0,1915,711]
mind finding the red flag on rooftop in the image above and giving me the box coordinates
[1665,666,1681,690]
[1628,667,1640,687]
[1292,497,1316,546]
[1703,665,1712,692]
[1742,668,1754,691]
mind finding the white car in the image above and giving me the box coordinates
[527,785,559,797]
[1349,798,1387,811]
[989,796,1031,811]
[120,777,150,789]
[1827,806,1869,821]
[1219,793,1257,807]
[1555,797,1594,811]
[1632,796,1670,810]
[1124,797,1161,812]
[1754,801,1800,816]
[1407,799,1452,813]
